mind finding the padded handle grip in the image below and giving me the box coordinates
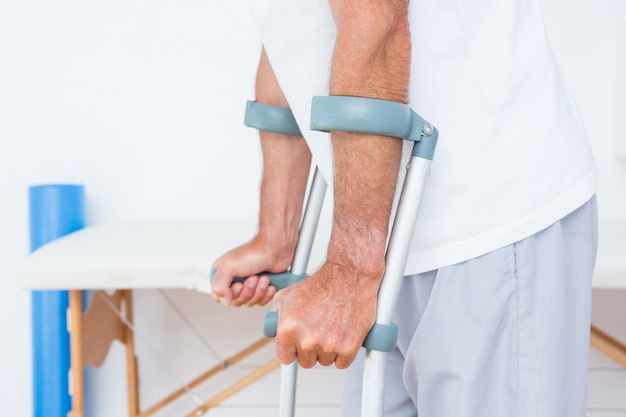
[263,311,398,352]
[210,269,306,292]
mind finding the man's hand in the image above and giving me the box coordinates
[271,0,410,368]
[211,237,293,307]
[273,262,380,369]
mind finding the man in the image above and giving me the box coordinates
[212,0,599,415]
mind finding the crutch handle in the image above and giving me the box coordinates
[263,311,398,352]
[210,269,306,292]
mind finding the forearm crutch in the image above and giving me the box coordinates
[213,100,329,417]
[264,96,438,417]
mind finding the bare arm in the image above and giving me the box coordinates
[211,47,311,307]
[273,0,411,368]
[327,0,409,299]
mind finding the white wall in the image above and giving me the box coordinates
[541,0,626,217]
[1,0,625,415]
[0,1,263,415]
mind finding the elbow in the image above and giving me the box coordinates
[329,0,412,102]
[332,1,410,50]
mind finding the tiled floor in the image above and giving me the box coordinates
[588,289,626,417]
[88,288,626,417]
[587,348,626,417]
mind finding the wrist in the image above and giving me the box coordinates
[326,222,387,281]
[255,222,299,267]
[317,260,384,296]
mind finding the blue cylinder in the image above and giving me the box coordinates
[29,184,85,417]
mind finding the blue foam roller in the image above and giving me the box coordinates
[29,184,85,417]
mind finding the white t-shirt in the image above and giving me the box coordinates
[247,0,599,274]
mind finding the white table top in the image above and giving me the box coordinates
[20,217,625,291]
[20,218,331,292]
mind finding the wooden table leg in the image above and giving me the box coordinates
[68,290,85,417]
[591,324,626,367]
[186,359,281,417]
[122,290,140,416]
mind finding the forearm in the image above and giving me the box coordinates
[255,47,312,264]
[211,48,310,306]
[327,0,411,280]
[257,134,310,265]
[270,3,411,365]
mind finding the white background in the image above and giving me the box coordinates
[1,0,625,415]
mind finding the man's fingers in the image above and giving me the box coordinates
[297,351,318,369]
[245,276,271,307]
[233,275,257,302]
[275,339,297,366]
[258,286,277,306]
[274,310,355,369]
[316,352,338,367]
[216,273,278,307]
[231,282,243,299]
[276,338,357,369]
[230,276,277,307]
[334,350,358,370]
[210,266,234,306]
[231,276,256,306]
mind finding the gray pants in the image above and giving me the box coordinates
[344,197,598,417]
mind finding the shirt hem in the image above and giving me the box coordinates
[404,168,599,275]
